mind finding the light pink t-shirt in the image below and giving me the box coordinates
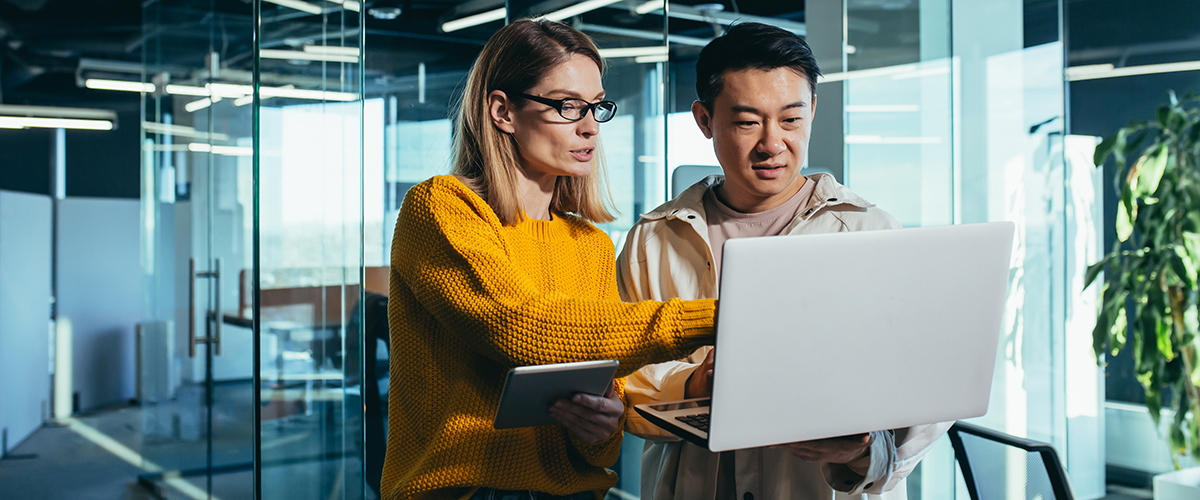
[703,176,817,281]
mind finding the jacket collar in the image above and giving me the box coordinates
[640,172,874,222]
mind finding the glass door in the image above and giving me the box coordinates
[140,0,364,498]
[140,1,257,498]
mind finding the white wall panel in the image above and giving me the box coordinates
[0,190,52,451]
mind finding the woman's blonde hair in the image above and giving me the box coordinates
[451,19,615,226]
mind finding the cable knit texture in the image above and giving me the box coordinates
[381,175,717,500]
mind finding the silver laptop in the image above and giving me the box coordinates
[634,222,1014,452]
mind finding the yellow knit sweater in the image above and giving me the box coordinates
[381,176,717,500]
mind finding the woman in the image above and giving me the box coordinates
[381,20,717,500]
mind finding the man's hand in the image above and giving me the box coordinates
[685,348,716,398]
[548,380,624,444]
[770,433,874,464]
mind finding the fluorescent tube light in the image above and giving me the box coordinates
[844,104,920,112]
[165,85,210,96]
[1066,61,1200,81]
[0,116,114,130]
[168,82,355,102]
[85,79,156,93]
[184,97,220,113]
[542,0,622,21]
[234,95,254,107]
[634,0,664,14]
[634,54,669,64]
[598,46,669,59]
[304,45,360,57]
[143,122,231,141]
[208,83,253,97]
[323,0,360,11]
[845,135,942,144]
[0,104,117,121]
[259,87,357,101]
[261,49,358,63]
[188,143,254,156]
[263,0,323,14]
[442,7,505,33]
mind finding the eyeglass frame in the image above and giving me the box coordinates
[504,91,618,123]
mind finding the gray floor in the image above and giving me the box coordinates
[0,381,365,500]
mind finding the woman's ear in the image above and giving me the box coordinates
[489,90,517,134]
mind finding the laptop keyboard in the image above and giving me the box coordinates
[675,413,709,432]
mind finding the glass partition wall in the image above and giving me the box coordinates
[140,0,364,499]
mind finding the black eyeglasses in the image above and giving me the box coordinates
[510,91,618,123]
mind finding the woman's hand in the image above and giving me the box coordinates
[548,380,624,444]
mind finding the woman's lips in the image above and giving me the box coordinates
[570,148,594,162]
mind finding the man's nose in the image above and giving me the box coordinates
[757,123,786,157]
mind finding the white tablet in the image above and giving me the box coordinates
[493,360,619,430]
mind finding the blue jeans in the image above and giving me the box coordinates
[467,488,595,500]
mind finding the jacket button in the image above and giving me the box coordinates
[687,215,696,219]
[805,209,813,216]
[827,198,838,202]
[743,493,753,500]
[865,482,875,489]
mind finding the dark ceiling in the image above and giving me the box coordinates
[0,0,1196,116]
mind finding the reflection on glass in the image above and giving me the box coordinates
[255,2,365,499]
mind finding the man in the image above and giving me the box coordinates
[618,22,950,500]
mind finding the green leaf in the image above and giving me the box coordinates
[1158,317,1175,362]
[1146,390,1163,425]
[1118,194,1135,242]
[1158,104,1171,128]
[1094,134,1117,167]
[1111,306,1128,354]
[1113,128,1130,167]
[1135,145,1170,197]
[1169,89,1180,107]
[1084,259,1107,290]
[1191,418,1200,457]
[1172,246,1196,287]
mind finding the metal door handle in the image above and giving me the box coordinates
[189,258,222,357]
[212,258,222,355]
[189,258,197,357]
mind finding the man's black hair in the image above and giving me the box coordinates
[695,22,821,109]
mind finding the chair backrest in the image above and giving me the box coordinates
[948,422,1075,500]
[358,291,390,496]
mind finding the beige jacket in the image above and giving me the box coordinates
[617,173,951,500]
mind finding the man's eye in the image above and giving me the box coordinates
[736,121,757,126]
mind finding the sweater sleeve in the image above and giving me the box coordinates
[392,179,716,377]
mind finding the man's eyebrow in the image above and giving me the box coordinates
[782,101,807,110]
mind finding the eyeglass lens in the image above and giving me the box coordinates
[560,99,617,122]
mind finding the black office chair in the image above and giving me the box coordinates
[347,291,391,497]
[948,421,1075,500]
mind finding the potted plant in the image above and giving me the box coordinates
[1086,90,1200,498]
